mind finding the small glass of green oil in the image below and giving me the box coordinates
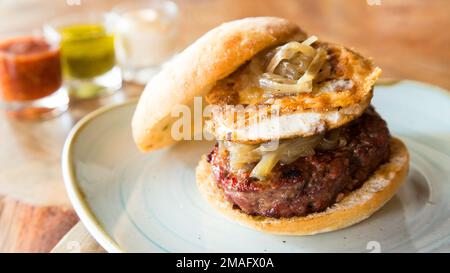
[44,13,122,99]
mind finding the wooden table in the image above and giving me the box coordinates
[1,0,449,253]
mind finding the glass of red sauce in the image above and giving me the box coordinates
[0,35,68,119]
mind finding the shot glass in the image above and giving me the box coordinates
[44,13,122,99]
[0,33,68,120]
[107,0,179,84]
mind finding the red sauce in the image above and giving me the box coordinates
[0,36,62,101]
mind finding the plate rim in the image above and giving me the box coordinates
[61,80,450,253]
[62,100,137,253]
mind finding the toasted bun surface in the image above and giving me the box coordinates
[207,43,380,111]
[132,17,306,151]
[196,137,409,235]
[205,43,381,143]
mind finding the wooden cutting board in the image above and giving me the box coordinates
[1,0,449,252]
[51,223,105,253]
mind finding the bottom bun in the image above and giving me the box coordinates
[196,137,409,235]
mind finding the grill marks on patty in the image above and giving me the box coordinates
[207,106,391,218]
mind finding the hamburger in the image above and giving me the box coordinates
[132,17,409,235]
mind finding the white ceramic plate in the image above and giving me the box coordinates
[62,80,450,253]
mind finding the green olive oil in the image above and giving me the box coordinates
[59,24,115,79]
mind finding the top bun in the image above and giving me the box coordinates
[132,17,306,151]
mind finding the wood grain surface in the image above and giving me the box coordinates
[0,0,449,252]
[51,222,106,253]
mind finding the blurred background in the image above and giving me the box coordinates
[0,0,448,252]
[2,0,449,88]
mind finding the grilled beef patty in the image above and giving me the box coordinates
[207,106,391,218]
